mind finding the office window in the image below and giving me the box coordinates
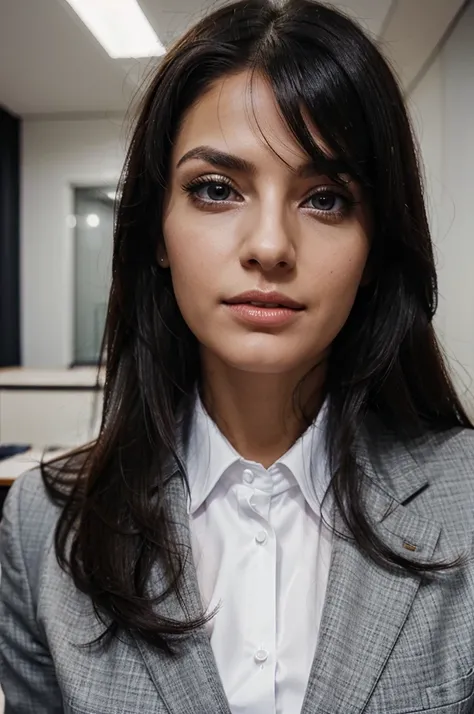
[73,186,115,365]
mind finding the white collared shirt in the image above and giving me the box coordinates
[186,398,334,714]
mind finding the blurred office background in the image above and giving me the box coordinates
[1,0,474,483]
[0,0,473,708]
[0,0,473,463]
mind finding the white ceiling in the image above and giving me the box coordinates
[0,0,465,116]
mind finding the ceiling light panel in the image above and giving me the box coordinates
[65,0,166,58]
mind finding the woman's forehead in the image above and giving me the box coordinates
[172,70,331,173]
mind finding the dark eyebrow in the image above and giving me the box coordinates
[176,145,350,180]
[176,146,255,174]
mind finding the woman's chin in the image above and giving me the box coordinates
[210,347,313,376]
[199,331,324,376]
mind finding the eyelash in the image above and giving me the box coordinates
[181,174,358,220]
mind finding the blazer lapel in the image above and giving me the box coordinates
[135,470,232,714]
[301,427,455,714]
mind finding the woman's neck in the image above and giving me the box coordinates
[200,354,326,468]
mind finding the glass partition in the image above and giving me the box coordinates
[73,186,115,365]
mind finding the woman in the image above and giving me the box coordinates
[1,0,474,712]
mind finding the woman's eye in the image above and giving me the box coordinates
[306,191,345,212]
[194,182,233,201]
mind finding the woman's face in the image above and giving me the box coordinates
[162,70,370,377]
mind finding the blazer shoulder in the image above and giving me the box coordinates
[3,468,63,584]
[2,449,90,594]
[424,426,474,465]
[361,419,474,498]
[7,466,61,525]
[5,446,88,537]
[1,457,85,601]
[406,426,474,503]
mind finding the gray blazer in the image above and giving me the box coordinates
[1,423,474,714]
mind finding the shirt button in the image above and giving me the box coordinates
[243,469,254,484]
[254,649,269,664]
[255,530,268,545]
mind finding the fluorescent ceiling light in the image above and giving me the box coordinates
[65,0,166,59]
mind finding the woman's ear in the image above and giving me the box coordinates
[157,246,170,268]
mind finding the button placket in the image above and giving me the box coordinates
[244,471,272,550]
[248,491,271,521]
[250,506,276,685]
[237,466,277,709]
[243,468,255,484]
[254,648,269,664]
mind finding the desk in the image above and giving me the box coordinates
[0,368,103,445]
[0,368,105,389]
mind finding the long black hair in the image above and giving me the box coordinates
[43,0,473,654]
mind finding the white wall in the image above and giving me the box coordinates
[439,0,474,404]
[409,0,474,410]
[21,117,126,367]
[409,55,450,339]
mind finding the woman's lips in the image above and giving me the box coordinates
[225,290,304,310]
[224,302,302,327]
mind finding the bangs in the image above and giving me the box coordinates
[249,43,373,190]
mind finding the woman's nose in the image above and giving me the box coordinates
[240,207,296,273]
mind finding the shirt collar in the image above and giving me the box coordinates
[275,400,331,517]
[185,395,332,519]
[185,397,240,514]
